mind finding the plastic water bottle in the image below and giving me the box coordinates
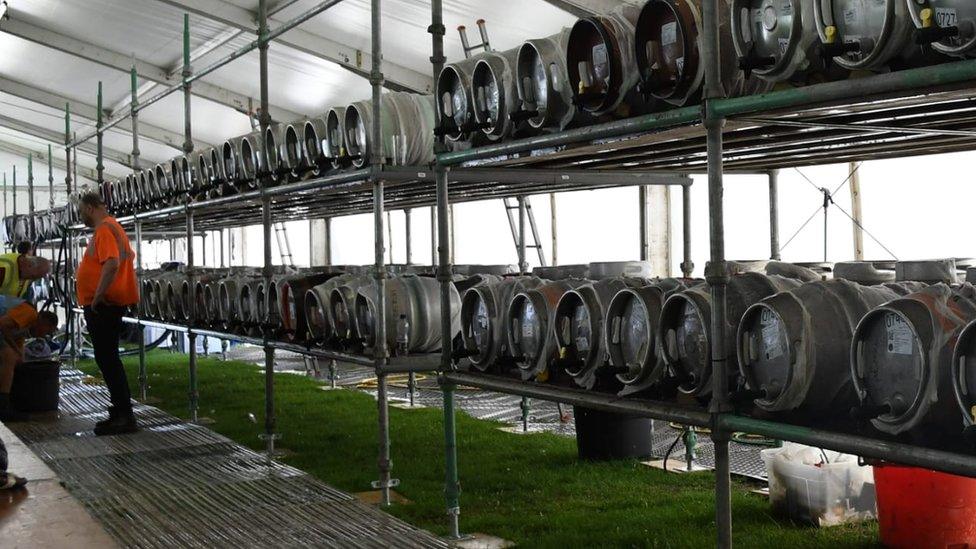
[396,314,410,356]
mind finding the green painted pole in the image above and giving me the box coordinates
[182,13,194,154]
[442,381,460,535]
[183,13,191,68]
[711,58,976,119]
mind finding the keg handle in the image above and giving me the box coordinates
[849,402,891,420]
[914,8,960,46]
[509,108,540,123]
[737,42,776,79]
[433,119,461,137]
[451,346,478,362]
[818,26,860,66]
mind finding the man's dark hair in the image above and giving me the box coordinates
[78,191,105,208]
[37,311,59,328]
[16,241,32,255]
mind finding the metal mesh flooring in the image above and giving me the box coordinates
[7,368,448,549]
[240,349,772,481]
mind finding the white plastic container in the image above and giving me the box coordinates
[761,443,877,527]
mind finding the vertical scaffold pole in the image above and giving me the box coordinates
[369,0,395,507]
[430,0,460,539]
[768,169,780,261]
[64,104,72,196]
[135,220,147,400]
[323,217,333,266]
[702,0,732,547]
[638,185,648,261]
[430,207,438,266]
[550,193,558,266]
[517,196,530,432]
[257,0,278,461]
[130,65,148,400]
[27,155,35,243]
[405,208,413,264]
[187,210,199,422]
[96,82,104,186]
[131,66,142,173]
[182,14,194,156]
[183,13,200,423]
[47,145,54,210]
[681,183,694,278]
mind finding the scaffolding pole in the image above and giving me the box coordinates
[701,0,732,547]
[768,169,780,260]
[370,0,394,507]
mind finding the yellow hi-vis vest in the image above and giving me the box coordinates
[0,253,27,298]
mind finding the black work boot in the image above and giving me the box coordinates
[94,408,138,436]
[95,406,119,429]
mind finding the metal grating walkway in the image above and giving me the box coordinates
[7,368,448,549]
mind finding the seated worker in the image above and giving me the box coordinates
[0,253,50,298]
[0,298,59,421]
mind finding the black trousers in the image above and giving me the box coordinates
[83,305,132,412]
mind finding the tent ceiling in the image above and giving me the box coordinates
[0,0,578,178]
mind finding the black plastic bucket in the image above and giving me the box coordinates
[573,406,653,461]
[11,359,60,412]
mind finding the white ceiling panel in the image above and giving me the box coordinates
[204,36,374,119]
[137,92,253,148]
[9,0,236,67]
[276,0,577,73]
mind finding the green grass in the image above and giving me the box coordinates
[78,350,880,548]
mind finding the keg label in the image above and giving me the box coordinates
[778,38,790,56]
[935,8,958,28]
[576,335,588,351]
[760,311,784,360]
[522,322,534,338]
[780,1,792,16]
[661,22,677,46]
[886,315,914,355]
[843,6,857,25]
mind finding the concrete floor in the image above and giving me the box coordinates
[0,422,118,548]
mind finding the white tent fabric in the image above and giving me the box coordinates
[0,0,577,181]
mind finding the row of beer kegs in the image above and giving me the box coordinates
[95,1,976,215]
[135,257,976,452]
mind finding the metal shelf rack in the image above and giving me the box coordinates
[46,0,696,518]
[33,0,976,547]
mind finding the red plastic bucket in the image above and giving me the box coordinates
[875,463,976,549]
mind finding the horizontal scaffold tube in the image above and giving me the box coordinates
[436,106,700,166]
[710,58,976,119]
[717,415,976,480]
[441,371,712,427]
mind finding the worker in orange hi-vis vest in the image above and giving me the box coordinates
[76,191,141,436]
